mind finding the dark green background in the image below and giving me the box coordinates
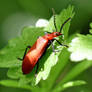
[0,0,92,92]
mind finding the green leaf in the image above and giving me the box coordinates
[7,67,38,86]
[0,80,33,90]
[7,67,23,79]
[53,80,86,92]
[35,51,59,85]
[68,34,92,61]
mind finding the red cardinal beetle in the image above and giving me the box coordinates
[18,9,71,74]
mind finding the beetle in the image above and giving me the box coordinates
[18,9,71,74]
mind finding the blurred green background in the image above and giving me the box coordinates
[0,0,92,92]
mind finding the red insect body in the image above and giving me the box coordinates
[22,32,62,74]
[20,16,71,74]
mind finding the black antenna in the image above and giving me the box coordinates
[60,17,71,33]
[52,8,57,32]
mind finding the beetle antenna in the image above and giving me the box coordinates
[60,17,71,33]
[52,8,57,32]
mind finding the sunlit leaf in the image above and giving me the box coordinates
[68,34,92,61]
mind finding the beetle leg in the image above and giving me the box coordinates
[17,45,31,61]
[54,39,69,48]
[50,40,59,53]
[23,46,31,59]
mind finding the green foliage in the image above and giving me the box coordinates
[53,80,86,92]
[0,5,92,92]
[0,80,33,90]
[68,22,92,62]
[52,60,92,92]
[68,34,92,61]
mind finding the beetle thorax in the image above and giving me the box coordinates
[44,32,62,40]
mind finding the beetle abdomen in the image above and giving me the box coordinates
[22,37,48,74]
